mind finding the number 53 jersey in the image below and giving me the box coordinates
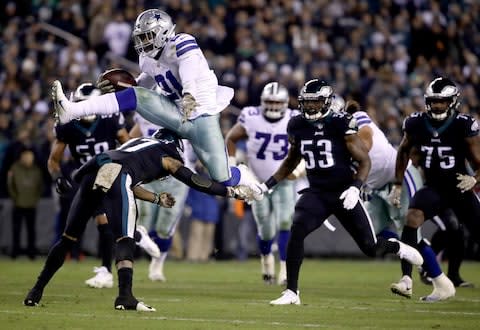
[238,106,299,182]
[287,112,359,192]
[403,111,479,189]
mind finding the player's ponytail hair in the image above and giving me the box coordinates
[345,100,361,115]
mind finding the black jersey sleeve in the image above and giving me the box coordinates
[172,166,228,196]
[54,123,70,143]
[461,114,480,138]
[111,113,126,131]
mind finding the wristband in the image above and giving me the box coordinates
[152,192,160,205]
[265,177,278,189]
[352,179,363,189]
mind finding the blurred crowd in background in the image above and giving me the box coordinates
[1,0,480,257]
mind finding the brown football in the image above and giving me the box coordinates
[98,68,137,91]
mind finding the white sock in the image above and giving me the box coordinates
[68,93,120,118]
[158,251,168,265]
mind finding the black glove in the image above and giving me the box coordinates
[55,176,73,195]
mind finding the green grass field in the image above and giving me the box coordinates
[0,257,479,329]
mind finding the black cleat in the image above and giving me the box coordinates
[449,276,474,288]
[24,287,43,307]
[114,295,156,312]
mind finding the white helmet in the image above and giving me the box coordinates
[71,83,101,122]
[133,9,176,58]
[260,82,289,120]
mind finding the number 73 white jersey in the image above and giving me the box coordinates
[238,106,300,182]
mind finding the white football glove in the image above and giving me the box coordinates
[388,184,402,208]
[456,173,477,193]
[181,93,199,122]
[339,186,360,210]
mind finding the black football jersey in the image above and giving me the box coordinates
[403,111,479,188]
[287,112,358,191]
[106,137,183,186]
[55,114,125,167]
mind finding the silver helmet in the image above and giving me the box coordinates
[133,9,176,58]
[260,82,289,120]
[424,77,460,121]
[71,83,101,122]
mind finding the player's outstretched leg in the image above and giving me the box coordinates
[52,80,73,124]
[52,80,123,124]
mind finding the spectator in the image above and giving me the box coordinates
[7,149,43,259]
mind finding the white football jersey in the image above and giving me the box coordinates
[133,113,195,170]
[136,33,233,119]
[353,111,397,189]
[238,106,300,181]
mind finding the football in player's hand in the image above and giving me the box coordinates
[97,68,137,92]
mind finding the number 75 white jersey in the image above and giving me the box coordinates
[238,106,300,182]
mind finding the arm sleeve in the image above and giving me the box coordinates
[172,166,228,196]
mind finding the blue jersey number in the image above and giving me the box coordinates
[155,70,183,101]
[255,132,288,160]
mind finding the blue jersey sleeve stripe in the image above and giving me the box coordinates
[177,45,199,57]
[176,39,197,50]
[354,114,370,121]
[357,118,371,125]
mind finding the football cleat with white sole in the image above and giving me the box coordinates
[148,257,166,282]
[236,164,263,201]
[420,273,455,302]
[24,287,43,306]
[390,275,412,298]
[389,238,423,266]
[270,289,301,305]
[52,80,75,124]
[85,266,114,288]
[114,296,156,312]
[136,225,160,258]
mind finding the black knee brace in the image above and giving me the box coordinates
[115,237,136,263]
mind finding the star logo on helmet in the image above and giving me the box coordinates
[154,13,162,20]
